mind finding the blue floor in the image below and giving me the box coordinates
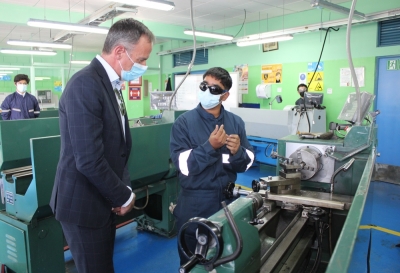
[65,222,180,273]
[348,181,400,273]
[64,165,276,272]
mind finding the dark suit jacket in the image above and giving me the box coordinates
[50,58,132,228]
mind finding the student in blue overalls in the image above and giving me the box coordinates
[170,67,255,265]
[1,74,40,120]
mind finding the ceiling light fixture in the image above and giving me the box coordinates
[113,0,175,11]
[236,35,293,47]
[7,39,72,49]
[35,77,51,80]
[0,67,20,70]
[0,71,14,74]
[184,29,234,40]
[311,0,366,20]
[27,19,109,34]
[0,49,57,56]
[70,60,91,65]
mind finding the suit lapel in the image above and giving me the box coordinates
[91,58,125,139]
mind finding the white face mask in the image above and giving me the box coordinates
[17,84,28,93]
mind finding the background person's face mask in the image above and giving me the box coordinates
[16,84,27,93]
[119,49,148,81]
[298,88,307,97]
[198,89,222,109]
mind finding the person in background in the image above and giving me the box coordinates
[170,67,255,266]
[50,18,154,273]
[295,83,308,106]
[1,74,40,120]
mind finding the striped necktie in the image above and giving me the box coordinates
[114,88,126,116]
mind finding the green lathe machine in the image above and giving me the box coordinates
[0,118,64,273]
[178,92,378,273]
[0,112,183,272]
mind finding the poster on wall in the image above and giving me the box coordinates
[54,81,62,92]
[0,75,11,81]
[299,73,307,84]
[307,62,324,72]
[129,87,141,100]
[261,64,282,84]
[129,77,142,86]
[307,71,324,91]
[307,61,324,91]
[233,64,248,94]
[340,67,365,87]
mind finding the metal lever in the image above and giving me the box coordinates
[179,255,200,273]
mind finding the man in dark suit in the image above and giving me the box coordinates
[50,18,154,273]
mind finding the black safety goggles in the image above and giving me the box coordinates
[199,81,227,95]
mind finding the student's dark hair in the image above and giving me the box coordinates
[297,83,307,91]
[14,74,30,84]
[203,67,232,91]
[102,18,155,54]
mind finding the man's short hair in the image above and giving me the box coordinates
[14,74,30,84]
[102,18,155,54]
[297,83,307,91]
[203,67,232,91]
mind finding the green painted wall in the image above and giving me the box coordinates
[1,0,399,122]
[158,21,400,128]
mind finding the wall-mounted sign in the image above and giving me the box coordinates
[0,75,11,81]
[54,81,62,92]
[387,59,400,70]
[129,87,141,100]
[128,77,142,86]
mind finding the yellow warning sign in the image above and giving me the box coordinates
[307,72,324,91]
[307,72,324,82]
[308,81,324,91]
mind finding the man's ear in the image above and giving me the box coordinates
[113,45,125,60]
[221,92,230,101]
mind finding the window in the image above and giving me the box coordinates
[378,18,400,47]
[173,49,208,67]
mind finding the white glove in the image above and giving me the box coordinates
[169,202,176,214]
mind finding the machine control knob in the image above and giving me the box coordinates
[307,207,326,222]
[252,180,260,192]
[224,182,235,199]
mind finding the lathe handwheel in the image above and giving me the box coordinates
[178,217,223,266]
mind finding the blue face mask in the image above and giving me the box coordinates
[198,90,222,110]
[119,49,148,81]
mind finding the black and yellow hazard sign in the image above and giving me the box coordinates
[307,72,324,82]
[308,81,324,91]
[307,72,324,91]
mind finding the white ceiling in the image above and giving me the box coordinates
[0,0,374,52]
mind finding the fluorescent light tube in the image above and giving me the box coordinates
[35,77,51,80]
[0,71,14,74]
[70,60,91,65]
[114,0,175,11]
[237,35,293,47]
[7,39,72,49]
[0,68,20,70]
[27,19,109,34]
[311,0,366,19]
[184,30,233,40]
[0,49,57,56]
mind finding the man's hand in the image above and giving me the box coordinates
[112,195,136,216]
[209,125,228,149]
[226,134,240,155]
